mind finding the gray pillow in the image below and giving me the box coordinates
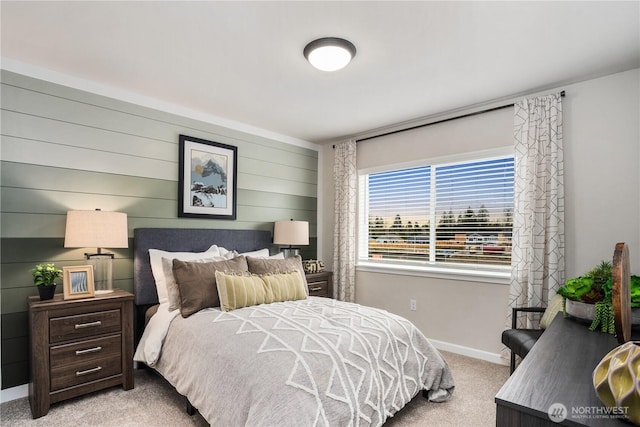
[162,255,228,312]
[246,255,308,294]
[172,256,248,317]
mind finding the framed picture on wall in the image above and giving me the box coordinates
[178,134,238,220]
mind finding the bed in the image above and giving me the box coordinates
[133,228,454,426]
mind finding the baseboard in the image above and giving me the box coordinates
[430,338,508,366]
[1,384,28,403]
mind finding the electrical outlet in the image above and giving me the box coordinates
[410,299,417,311]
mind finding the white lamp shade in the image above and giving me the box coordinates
[273,220,309,246]
[64,210,128,249]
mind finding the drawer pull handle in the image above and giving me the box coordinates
[75,321,102,329]
[75,366,102,376]
[75,346,102,356]
[310,287,323,292]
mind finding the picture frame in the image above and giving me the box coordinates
[178,134,238,220]
[62,265,95,300]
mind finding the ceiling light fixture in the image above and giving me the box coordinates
[303,37,356,72]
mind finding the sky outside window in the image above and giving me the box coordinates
[368,157,514,229]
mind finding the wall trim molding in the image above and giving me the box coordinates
[1,57,320,152]
[429,338,508,366]
[0,384,28,404]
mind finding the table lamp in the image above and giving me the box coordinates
[273,219,309,258]
[64,209,128,293]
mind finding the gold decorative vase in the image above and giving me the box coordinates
[593,341,640,425]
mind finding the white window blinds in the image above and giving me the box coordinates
[360,155,514,269]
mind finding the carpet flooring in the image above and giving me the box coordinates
[1,351,509,426]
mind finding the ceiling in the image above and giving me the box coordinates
[2,1,639,144]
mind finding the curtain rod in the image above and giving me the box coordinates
[355,90,566,143]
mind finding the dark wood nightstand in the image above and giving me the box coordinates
[28,289,134,418]
[306,271,333,298]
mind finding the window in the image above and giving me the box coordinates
[358,153,514,273]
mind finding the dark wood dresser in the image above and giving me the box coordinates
[28,289,134,418]
[495,312,638,426]
[306,271,333,298]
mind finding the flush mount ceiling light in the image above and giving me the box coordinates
[303,37,356,72]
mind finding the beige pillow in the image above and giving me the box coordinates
[246,256,308,294]
[540,293,564,329]
[172,256,248,317]
[215,272,271,312]
[261,271,307,303]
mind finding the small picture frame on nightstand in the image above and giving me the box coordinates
[62,265,95,300]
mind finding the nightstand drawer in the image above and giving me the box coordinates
[50,310,121,344]
[50,354,121,391]
[305,271,333,298]
[308,280,328,297]
[50,334,121,368]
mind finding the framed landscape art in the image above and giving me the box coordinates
[178,134,237,219]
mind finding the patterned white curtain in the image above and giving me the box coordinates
[333,140,357,302]
[509,93,565,329]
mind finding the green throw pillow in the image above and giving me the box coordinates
[540,293,564,329]
[215,272,271,312]
[261,271,307,303]
[215,271,308,312]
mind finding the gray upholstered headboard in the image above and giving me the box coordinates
[133,228,272,306]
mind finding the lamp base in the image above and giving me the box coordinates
[281,248,300,259]
[86,254,114,293]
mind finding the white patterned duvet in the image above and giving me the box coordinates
[135,297,454,426]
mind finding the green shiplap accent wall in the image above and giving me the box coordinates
[0,70,319,389]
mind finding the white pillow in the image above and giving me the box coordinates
[239,248,270,258]
[161,255,228,311]
[149,245,220,304]
[239,248,284,259]
[217,246,232,257]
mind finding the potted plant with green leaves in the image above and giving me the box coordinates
[32,263,62,300]
[558,260,640,334]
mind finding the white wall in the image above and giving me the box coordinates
[563,69,640,276]
[320,68,640,362]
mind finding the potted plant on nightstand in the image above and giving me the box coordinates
[32,263,62,300]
